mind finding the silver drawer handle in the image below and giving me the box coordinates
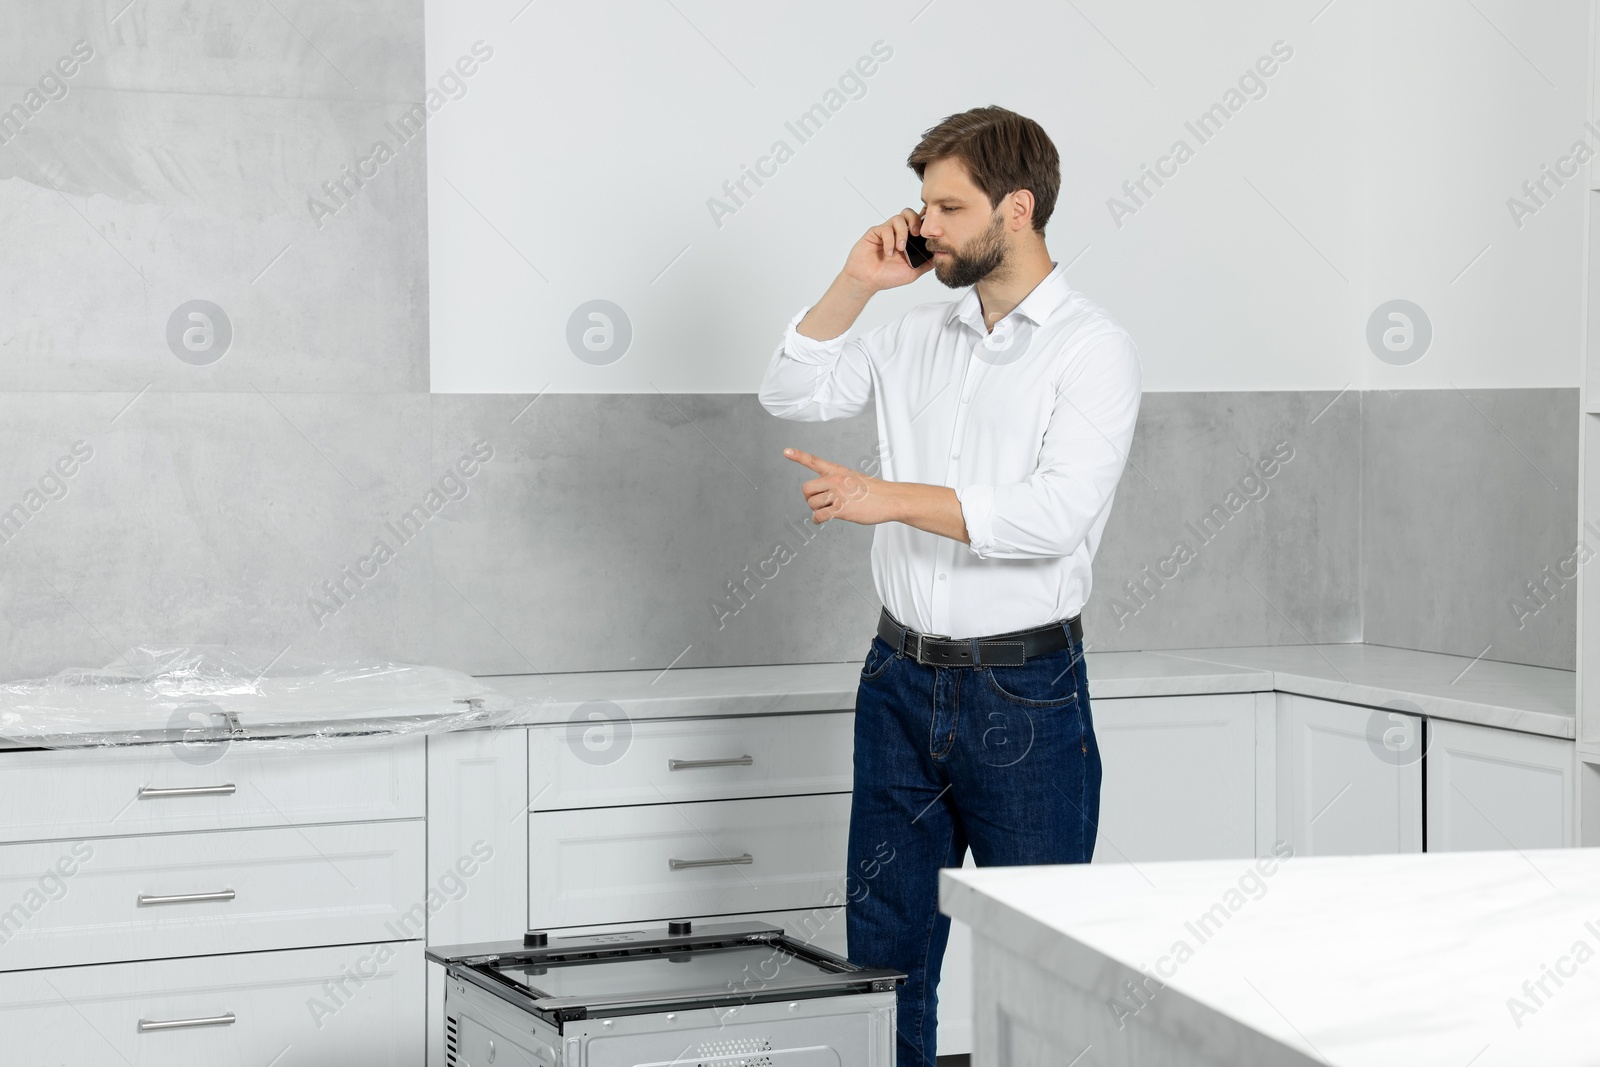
[138,1012,236,1032]
[669,853,753,870]
[667,755,753,771]
[138,784,237,799]
[138,889,236,907]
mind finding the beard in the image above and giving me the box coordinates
[929,208,1009,289]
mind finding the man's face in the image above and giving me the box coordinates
[918,156,1011,289]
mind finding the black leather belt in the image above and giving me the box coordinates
[877,608,1083,668]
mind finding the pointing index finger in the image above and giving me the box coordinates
[783,447,837,475]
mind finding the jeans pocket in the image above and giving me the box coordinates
[860,637,896,681]
[982,652,1080,708]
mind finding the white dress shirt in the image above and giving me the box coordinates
[759,261,1142,640]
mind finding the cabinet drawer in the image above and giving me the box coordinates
[0,940,423,1066]
[528,793,850,928]
[0,735,424,843]
[0,821,424,971]
[530,711,853,809]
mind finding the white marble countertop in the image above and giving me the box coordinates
[1155,643,1575,739]
[0,642,1573,745]
[483,650,1274,725]
[941,849,1600,1066]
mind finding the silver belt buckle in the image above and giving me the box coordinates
[913,629,950,665]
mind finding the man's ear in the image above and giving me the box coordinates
[1007,189,1035,232]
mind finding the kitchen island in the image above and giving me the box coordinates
[941,847,1600,1066]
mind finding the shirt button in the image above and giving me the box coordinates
[938,573,947,581]
[951,452,960,459]
[962,396,970,403]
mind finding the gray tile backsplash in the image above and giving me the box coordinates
[1361,389,1578,671]
[0,388,1577,680]
[1083,390,1362,654]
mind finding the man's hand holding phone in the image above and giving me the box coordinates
[841,208,936,293]
[794,208,932,342]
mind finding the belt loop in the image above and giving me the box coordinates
[969,637,981,667]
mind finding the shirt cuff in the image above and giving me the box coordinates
[780,304,849,366]
[957,484,996,558]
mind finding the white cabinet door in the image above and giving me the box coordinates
[528,794,851,928]
[425,727,528,1067]
[1427,720,1576,851]
[425,727,529,946]
[1092,694,1260,863]
[1276,694,1423,856]
[0,940,424,1066]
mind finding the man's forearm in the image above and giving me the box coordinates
[797,273,875,341]
[884,481,970,544]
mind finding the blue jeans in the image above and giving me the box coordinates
[844,626,1101,1066]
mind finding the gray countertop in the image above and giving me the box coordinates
[483,649,1274,721]
[486,642,1575,740]
[0,643,1573,746]
[1154,643,1575,739]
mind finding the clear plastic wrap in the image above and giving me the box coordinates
[0,645,527,752]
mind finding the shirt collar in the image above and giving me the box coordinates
[944,260,1070,333]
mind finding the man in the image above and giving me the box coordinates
[758,105,1142,1063]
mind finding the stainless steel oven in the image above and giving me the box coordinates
[428,920,904,1066]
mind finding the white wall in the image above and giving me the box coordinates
[424,0,1587,393]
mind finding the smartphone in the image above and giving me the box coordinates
[904,233,933,269]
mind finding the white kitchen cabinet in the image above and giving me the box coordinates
[424,726,530,1067]
[0,735,424,844]
[0,734,430,1067]
[1426,719,1576,851]
[424,727,529,947]
[0,940,424,1066]
[529,711,853,809]
[0,821,424,972]
[527,793,851,928]
[1276,694,1423,856]
[1092,694,1262,863]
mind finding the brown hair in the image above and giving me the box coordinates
[906,106,1060,234]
